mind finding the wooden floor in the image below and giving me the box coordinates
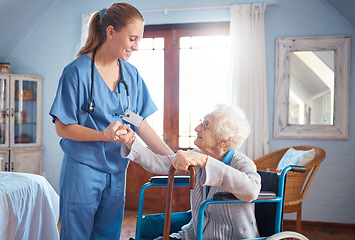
[120,211,355,240]
[282,220,355,240]
[121,211,137,239]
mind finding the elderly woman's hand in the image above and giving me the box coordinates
[116,125,135,148]
[172,150,208,172]
[103,121,127,141]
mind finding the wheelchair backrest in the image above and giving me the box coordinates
[255,170,282,237]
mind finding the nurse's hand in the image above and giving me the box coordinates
[103,121,130,142]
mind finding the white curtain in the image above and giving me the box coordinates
[229,3,269,159]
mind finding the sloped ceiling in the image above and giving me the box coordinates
[0,0,354,61]
[290,51,333,104]
[324,0,355,28]
[0,0,58,60]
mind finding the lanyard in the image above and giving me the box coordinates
[88,48,130,115]
[206,150,235,198]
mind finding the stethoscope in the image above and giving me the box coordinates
[88,47,130,116]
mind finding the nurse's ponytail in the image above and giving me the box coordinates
[77,12,102,57]
[77,2,144,57]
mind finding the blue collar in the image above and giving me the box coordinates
[221,150,235,166]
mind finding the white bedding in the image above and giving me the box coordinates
[0,172,59,240]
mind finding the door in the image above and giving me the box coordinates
[10,75,42,147]
[0,75,10,147]
[0,150,9,171]
[11,148,42,174]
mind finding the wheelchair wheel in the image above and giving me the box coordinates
[265,231,309,240]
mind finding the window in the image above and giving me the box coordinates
[129,38,165,138]
[130,23,230,150]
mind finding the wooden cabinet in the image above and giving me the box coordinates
[0,74,43,174]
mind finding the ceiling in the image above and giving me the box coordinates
[0,0,354,61]
[0,0,57,60]
[324,0,355,28]
[290,51,333,104]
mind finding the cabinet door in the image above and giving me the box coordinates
[0,150,9,171]
[11,148,42,174]
[10,75,42,147]
[0,75,10,147]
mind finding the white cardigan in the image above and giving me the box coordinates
[121,139,261,240]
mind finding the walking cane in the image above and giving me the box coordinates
[163,165,196,240]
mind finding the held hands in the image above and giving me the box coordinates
[103,121,135,147]
[172,150,208,172]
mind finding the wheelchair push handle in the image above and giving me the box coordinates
[164,165,196,240]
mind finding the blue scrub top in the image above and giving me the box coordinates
[50,54,157,173]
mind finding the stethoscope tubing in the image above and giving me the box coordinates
[89,47,130,116]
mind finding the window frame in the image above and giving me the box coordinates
[143,22,230,150]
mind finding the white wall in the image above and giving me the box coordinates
[1,0,354,224]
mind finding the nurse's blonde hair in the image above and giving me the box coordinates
[77,2,144,57]
[207,104,250,150]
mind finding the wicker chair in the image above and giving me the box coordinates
[254,146,326,233]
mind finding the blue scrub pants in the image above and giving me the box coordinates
[59,154,126,240]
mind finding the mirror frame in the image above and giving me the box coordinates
[274,35,350,139]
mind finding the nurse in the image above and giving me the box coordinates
[49,3,173,239]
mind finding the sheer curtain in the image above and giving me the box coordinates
[229,3,269,159]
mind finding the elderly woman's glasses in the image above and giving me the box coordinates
[200,119,210,131]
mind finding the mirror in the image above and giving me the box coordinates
[289,50,334,125]
[274,36,350,139]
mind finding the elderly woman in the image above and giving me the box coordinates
[119,104,261,239]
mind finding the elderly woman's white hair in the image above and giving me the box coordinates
[207,104,250,150]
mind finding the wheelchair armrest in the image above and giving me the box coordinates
[290,165,306,173]
[150,176,190,184]
[212,192,236,200]
[256,191,277,200]
[212,191,277,201]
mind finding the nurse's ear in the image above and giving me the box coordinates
[106,25,115,40]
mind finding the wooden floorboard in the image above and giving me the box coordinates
[121,210,355,240]
[283,220,355,240]
[121,211,137,239]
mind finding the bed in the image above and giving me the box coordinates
[0,172,59,240]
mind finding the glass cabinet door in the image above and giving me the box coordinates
[11,77,40,146]
[0,76,9,147]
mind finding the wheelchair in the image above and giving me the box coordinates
[132,165,309,240]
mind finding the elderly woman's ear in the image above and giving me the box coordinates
[218,136,232,149]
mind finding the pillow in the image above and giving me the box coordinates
[140,210,191,240]
[276,147,315,170]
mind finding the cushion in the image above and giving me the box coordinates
[276,147,315,170]
[140,210,191,240]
